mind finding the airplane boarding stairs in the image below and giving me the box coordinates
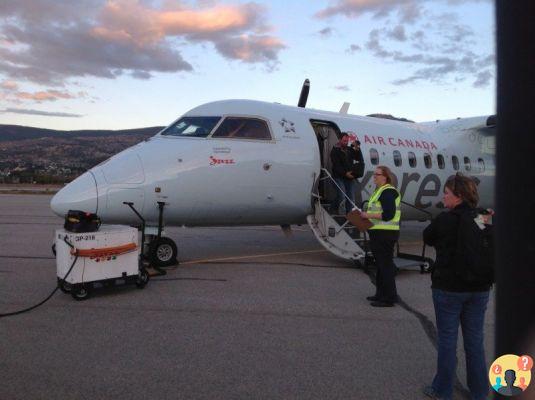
[306,199,433,273]
[306,198,367,265]
[307,169,433,272]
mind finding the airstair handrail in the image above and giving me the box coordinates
[400,200,433,220]
[319,169,433,219]
[320,168,361,212]
[360,189,433,221]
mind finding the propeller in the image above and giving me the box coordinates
[297,79,310,108]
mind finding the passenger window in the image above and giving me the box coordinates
[452,155,459,170]
[464,156,471,171]
[393,150,402,167]
[437,154,445,169]
[408,152,417,168]
[212,117,272,140]
[161,116,221,137]
[370,148,379,165]
[424,153,432,169]
[478,158,485,172]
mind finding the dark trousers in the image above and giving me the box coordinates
[368,229,399,303]
[330,177,356,215]
[431,289,490,400]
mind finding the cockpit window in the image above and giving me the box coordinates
[211,117,272,140]
[160,116,221,137]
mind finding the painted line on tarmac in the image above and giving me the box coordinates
[191,226,310,232]
[0,255,55,260]
[0,214,59,218]
[0,222,59,226]
[152,277,228,282]
[181,249,328,266]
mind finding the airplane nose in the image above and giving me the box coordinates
[51,171,98,217]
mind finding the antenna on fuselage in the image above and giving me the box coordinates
[297,79,310,108]
[339,102,350,114]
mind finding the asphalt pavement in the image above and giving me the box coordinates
[0,194,496,400]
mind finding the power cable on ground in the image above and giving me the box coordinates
[0,237,78,319]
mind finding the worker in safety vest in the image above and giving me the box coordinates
[359,165,401,307]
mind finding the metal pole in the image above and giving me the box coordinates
[157,202,165,240]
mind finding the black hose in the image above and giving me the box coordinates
[0,237,79,319]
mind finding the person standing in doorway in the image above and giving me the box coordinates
[360,165,401,307]
[350,139,365,209]
[329,133,357,215]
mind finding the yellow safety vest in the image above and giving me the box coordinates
[367,184,401,231]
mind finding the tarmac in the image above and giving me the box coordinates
[0,194,496,400]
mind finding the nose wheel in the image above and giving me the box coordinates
[148,237,178,267]
[123,201,178,268]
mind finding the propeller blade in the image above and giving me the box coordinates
[297,79,310,108]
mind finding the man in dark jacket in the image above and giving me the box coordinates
[329,133,357,214]
[350,140,365,179]
[351,140,365,208]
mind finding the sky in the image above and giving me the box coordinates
[0,0,495,130]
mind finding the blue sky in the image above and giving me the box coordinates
[0,0,495,130]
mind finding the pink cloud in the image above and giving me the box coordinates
[316,0,414,19]
[0,0,284,100]
[92,0,265,46]
[1,80,18,90]
[90,0,282,63]
[214,34,284,63]
[15,89,77,102]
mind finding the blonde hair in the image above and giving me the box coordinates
[376,165,394,185]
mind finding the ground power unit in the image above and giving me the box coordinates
[55,225,148,300]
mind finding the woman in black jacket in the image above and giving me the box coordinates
[422,173,493,400]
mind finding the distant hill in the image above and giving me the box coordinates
[0,124,165,184]
[0,124,165,142]
[366,114,414,123]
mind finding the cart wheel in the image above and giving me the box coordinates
[136,268,150,289]
[58,278,72,294]
[149,237,178,267]
[71,285,91,301]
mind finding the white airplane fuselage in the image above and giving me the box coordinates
[51,100,495,227]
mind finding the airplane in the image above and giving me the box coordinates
[50,80,495,267]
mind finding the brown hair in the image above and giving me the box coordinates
[444,173,479,208]
[376,165,394,185]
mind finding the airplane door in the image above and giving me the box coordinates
[310,120,343,203]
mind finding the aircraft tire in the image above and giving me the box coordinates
[149,237,178,267]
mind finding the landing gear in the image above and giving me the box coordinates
[149,237,178,267]
[124,200,179,269]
